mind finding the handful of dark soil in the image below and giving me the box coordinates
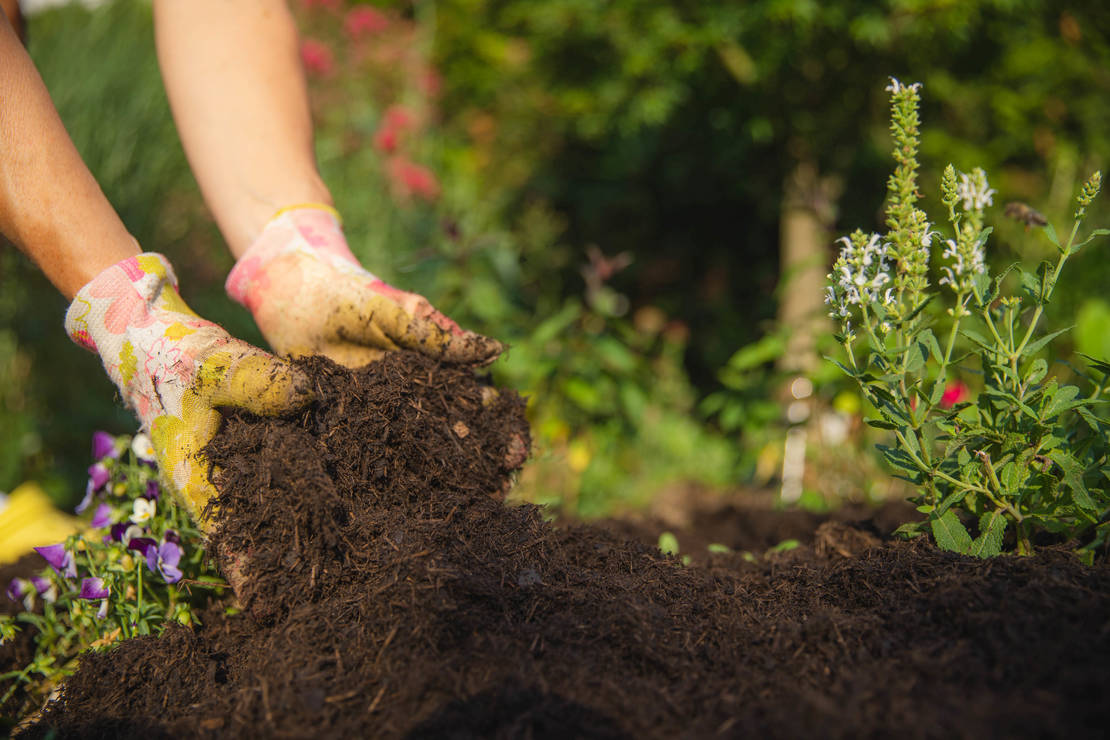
[22,352,1110,739]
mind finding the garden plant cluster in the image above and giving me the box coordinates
[827,79,1109,560]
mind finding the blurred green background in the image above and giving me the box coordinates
[2,0,1108,517]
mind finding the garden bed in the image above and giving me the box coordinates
[7,352,1110,738]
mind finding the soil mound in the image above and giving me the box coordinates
[16,353,1110,738]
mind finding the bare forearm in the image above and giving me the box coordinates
[0,16,138,299]
[153,0,331,257]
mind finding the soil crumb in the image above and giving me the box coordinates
[16,352,1110,738]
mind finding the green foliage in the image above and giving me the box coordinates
[829,82,1109,557]
[0,433,225,711]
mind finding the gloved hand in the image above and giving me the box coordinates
[65,253,314,526]
[225,205,502,368]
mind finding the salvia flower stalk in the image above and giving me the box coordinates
[828,79,1109,560]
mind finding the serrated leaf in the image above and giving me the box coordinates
[1024,358,1048,386]
[1079,354,1110,377]
[893,521,926,539]
[1018,266,1042,302]
[968,510,1007,558]
[904,341,927,374]
[866,418,897,430]
[930,380,946,406]
[935,488,969,517]
[1046,449,1097,511]
[877,443,921,475]
[1041,384,1081,420]
[930,510,972,553]
[1021,326,1073,357]
[960,327,998,354]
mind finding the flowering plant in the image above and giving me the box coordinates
[828,79,1109,559]
[1,431,226,709]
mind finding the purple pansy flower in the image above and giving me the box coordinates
[163,529,180,545]
[109,523,145,546]
[6,578,27,603]
[76,462,112,514]
[92,431,120,461]
[79,577,109,600]
[144,480,161,501]
[147,540,184,584]
[30,576,56,604]
[127,537,157,559]
[90,502,112,529]
[34,544,77,579]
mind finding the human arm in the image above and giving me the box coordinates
[153,0,501,367]
[0,14,311,528]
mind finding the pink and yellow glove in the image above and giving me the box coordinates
[65,253,314,526]
[226,205,501,368]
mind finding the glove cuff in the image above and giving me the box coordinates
[226,206,369,312]
[65,253,183,354]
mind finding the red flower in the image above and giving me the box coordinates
[940,380,970,409]
[345,6,389,39]
[388,156,440,201]
[373,105,417,153]
[300,39,335,77]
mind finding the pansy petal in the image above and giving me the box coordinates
[128,537,156,558]
[33,544,68,571]
[96,598,109,619]
[75,483,95,515]
[90,502,112,529]
[92,431,119,461]
[87,463,111,491]
[160,563,183,584]
[159,541,183,568]
[6,578,26,602]
[131,433,156,462]
[144,480,161,501]
[79,577,109,600]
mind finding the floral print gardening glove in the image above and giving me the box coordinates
[225,205,502,369]
[65,253,314,527]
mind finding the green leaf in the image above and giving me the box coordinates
[1021,326,1073,357]
[930,509,972,554]
[968,510,1007,558]
[865,418,897,430]
[920,329,943,365]
[1046,449,1097,511]
[1069,228,1110,256]
[960,328,997,353]
[1080,354,1110,377]
[1043,221,1059,246]
[892,521,926,539]
[876,444,921,475]
[1041,384,1081,420]
[1018,266,1043,302]
[904,340,927,373]
[657,532,680,556]
[935,488,969,517]
[1024,358,1048,386]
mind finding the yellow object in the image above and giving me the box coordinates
[0,482,81,565]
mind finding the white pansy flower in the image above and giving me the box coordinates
[131,497,156,524]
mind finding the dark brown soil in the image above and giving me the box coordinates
[11,352,1110,738]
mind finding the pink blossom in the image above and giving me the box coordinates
[300,39,335,77]
[388,157,441,202]
[345,6,389,39]
[373,105,417,153]
[940,380,970,409]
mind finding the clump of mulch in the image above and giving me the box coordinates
[17,352,1110,738]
